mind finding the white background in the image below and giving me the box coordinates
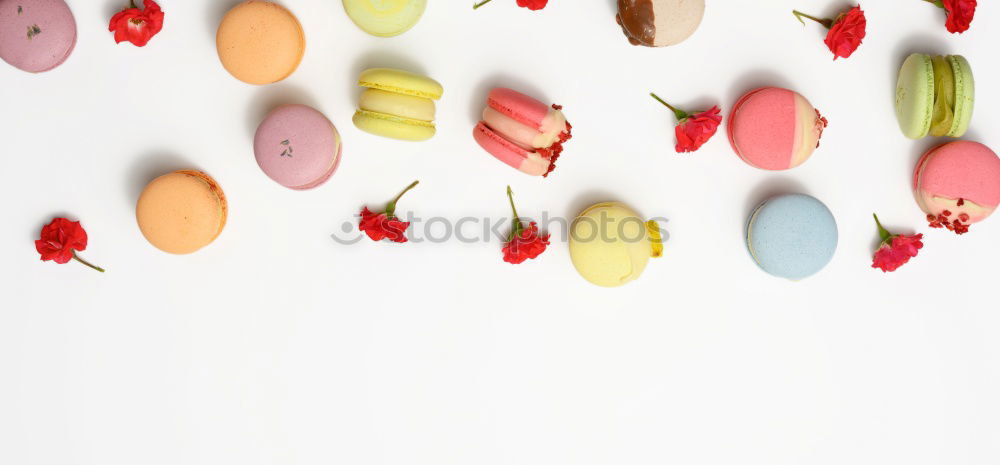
[2,1,998,464]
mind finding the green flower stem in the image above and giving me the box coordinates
[649,93,689,121]
[923,0,945,8]
[385,180,420,217]
[873,214,893,243]
[473,0,493,9]
[792,10,833,28]
[72,251,105,273]
[129,0,138,9]
[507,186,525,240]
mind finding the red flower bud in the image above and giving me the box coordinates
[109,0,165,47]
[871,214,923,272]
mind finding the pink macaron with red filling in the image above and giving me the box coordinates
[727,87,828,170]
[913,140,1000,235]
[473,87,572,177]
[254,104,342,190]
[0,0,77,73]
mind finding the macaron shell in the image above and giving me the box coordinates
[651,0,705,46]
[216,1,305,85]
[473,122,550,176]
[947,55,974,138]
[342,0,426,37]
[728,87,820,171]
[358,68,443,100]
[913,141,1000,224]
[569,202,655,287]
[616,0,704,47]
[353,109,435,141]
[136,171,227,255]
[254,104,341,190]
[0,0,76,73]
[746,194,838,280]
[895,53,934,139]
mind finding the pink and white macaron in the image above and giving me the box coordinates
[473,87,572,177]
[913,141,1000,234]
[0,0,77,73]
[727,87,828,170]
[254,104,342,190]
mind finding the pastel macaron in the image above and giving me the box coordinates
[746,194,838,280]
[895,53,974,139]
[569,202,662,287]
[0,0,76,73]
[342,0,426,37]
[136,171,228,255]
[473,88,573,177]
[254,104,342,190]
[216,1,305,85]
[913,141,1000,233]
[728,87,828,171]
[353,68,442,141]
[617,0,705,47]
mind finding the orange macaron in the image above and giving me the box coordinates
[136,170,228,255]
[216,1,305,85]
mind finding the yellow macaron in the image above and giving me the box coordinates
[353,68,443,141]
[569,202,662,287]
[216,1,305,85]
[136,171,228,255]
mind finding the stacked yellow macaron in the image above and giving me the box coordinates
[353,68,443,141]
[569,202,662,287]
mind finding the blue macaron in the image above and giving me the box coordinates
[746,194,838,280]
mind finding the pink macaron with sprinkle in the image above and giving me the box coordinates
[727,87,828,170]
[913,141,1000,235]
[254,104,342,190]
[0,0,76,73]
[473,87,572,177]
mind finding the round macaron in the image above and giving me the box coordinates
[136,171,228,255]
[728,87,828,171]
[913,141,1000,234]
[473,87,572,177]
[746,194,838,280]
[569,202,662,287]
[616,0,705,47]
[894,53,974,139]
[0,0,76,73]
[353,67,443,141]
[216,1,305,85]
[254,104,342,190]
[342,0,426,37]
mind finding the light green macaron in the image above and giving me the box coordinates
[895,53,974,139]
[342,0,427,37]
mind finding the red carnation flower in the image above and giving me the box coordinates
[473,0,548,10]
[939,0,976,34]
[650,93,722,153]
[109,0,165,47]
[358,180,419,243]
[35,218,105,272]
[502,186,550,264]
[871,214,923,272]
[793,6,867,60]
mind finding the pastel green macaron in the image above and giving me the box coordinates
[353,68,443,141]
[895,53,974,139]
[342,0,426,37]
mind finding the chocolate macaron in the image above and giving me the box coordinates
[617,0,705,47]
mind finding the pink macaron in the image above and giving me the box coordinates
[254,104,342,190]
[727,87,828,170]
[0,0,76,73]
[913,141,1000,234]
[473,87,572,177]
